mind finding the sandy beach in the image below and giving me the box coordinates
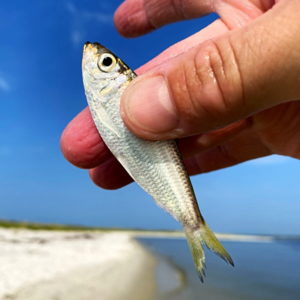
[0,229,161,300]
[1,227,295,300]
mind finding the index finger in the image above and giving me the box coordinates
[60,107,112,169]
[114,0,263,37]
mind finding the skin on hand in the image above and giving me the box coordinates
[61,0,300,189]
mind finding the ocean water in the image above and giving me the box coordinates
[138,237,300,300]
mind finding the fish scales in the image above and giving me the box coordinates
[82,42,234,280]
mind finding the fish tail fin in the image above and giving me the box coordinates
[185,223,234,282]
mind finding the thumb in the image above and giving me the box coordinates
[121,1,300,140]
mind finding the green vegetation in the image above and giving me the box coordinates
[0,219,179,234]
[0,219,102,231]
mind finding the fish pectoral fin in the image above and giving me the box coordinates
[115,155,136,181]
[93,106,121,138]
[185,223,234,282]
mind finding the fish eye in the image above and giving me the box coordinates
[97,53,117,72]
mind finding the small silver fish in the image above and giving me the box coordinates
[82,42,233,280]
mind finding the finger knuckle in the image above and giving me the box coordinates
[193,38,246,122]
[164,37,246,132]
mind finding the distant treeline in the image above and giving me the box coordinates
[0,219,101,231]
[0,219,174,233]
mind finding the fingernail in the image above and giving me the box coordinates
[122,76,178,133]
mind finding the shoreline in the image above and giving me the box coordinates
[1,227,299,299]
[1,220,298,243]
[0,228,185,300]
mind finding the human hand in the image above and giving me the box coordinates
[61,0,300,189]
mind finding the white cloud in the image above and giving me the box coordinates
[65,1,76,14]
[65,1,112,24]
[65,1,113,47]
[70,30,83,45]
[82,11,112,24]
[249,155,291,165]
[0,77,11,92]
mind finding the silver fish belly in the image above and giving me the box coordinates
[82,42,233,280]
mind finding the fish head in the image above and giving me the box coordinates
[82,42,135,100]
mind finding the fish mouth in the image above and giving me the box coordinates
[83,42,111,55]
[84,41,102,53]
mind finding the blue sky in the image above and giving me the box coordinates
[0,0,299,235]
